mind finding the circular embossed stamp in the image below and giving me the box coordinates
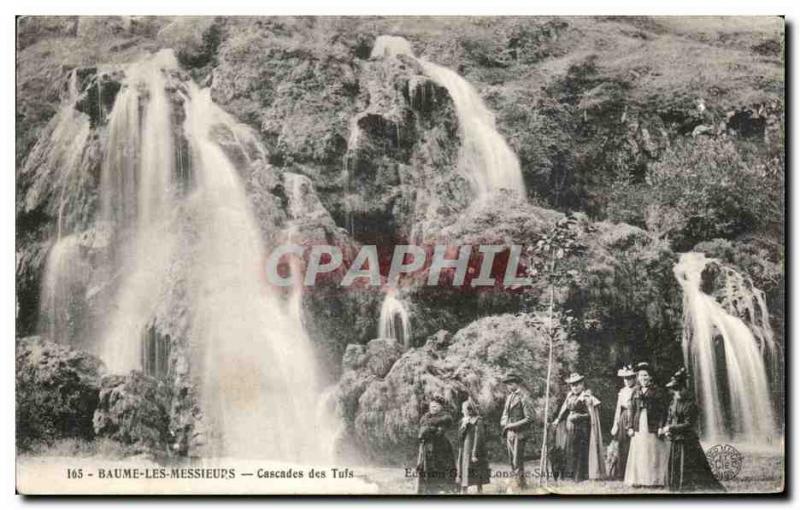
[706,443,743,481]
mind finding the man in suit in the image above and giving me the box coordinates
[500,372,534,491]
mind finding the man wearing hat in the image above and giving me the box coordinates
[500,372,534,491]
[609,365,637,479]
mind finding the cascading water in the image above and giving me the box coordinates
[37,49,336,461]
[100,50,179,373]
[283,172,309,323]
[370,35,525,199]
[40,234,86,347]
[367,35,524,345]
[378,290,412,350]
[342,116,361,237]
[674,252,778,443]
[35,70,93,346]
[182,82,331,460]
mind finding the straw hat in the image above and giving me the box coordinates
[565,372,585,384]
[501,372,523,384]
[617,365,635,378]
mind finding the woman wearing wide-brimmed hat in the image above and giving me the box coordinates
[416,395,457,494]
[608,365,637,479]
[624,362,669,487]
[661,368,725,492]
[552,372,605,481]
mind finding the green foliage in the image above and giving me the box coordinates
[176,21,223,69]
[608,136,783,250]
[93,372,173,455]
[16,338,103,451]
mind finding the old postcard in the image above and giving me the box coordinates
[15,15,785,495]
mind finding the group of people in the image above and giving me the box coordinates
[414,373,532,494]
[414,363,724,494]
[602,362,724,492]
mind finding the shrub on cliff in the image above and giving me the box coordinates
[607,136,782,250]
[16,337,104,451]
[93,371,172,455]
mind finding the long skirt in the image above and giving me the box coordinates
[624,410,669,487]
[457,429,490,487]
[564,418,590,481]
[417,439,457,494]
[666,438,725,492]
[613,409,633,479]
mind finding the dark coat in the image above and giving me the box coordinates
[556,392,590,481]
[629,384,668,434]
[500,389,534,438]
[456,416,491,487]
[610,386,634,479]
[416,411,456,494]
[664,395,725,492]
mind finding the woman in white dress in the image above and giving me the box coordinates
[624,363,670,487]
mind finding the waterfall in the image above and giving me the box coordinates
[370,35,525,199]
[40,234,87,348]
[674,252,778,443]
[99,50,179,373]
[378,290,411,350]
[342,116,361,237]
[316,385,346,461]
[182,82,331,460]
[37,49,335,461]
[283,172,308,323]
[33,70,92,345]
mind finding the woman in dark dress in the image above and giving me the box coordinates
[552,373,605,481]
[416,395,457,494]
[661,368,725,492]
[456,399,490,494]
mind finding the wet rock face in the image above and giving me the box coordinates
[157,17,222,71]
[207,21,466,246]
[341,61,464,245]
[16,17,80,50]
[74,71,123,128]
[16,337,104,450]
[93,371,173,455]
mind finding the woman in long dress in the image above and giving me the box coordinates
[661,368,725,492]
[609,365,636,479]
[416,395,457,494]
[624,363,669,487]
[455,399,490,494]
[552,373,605,482]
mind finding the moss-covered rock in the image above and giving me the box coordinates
[93,371,172,455]
[16,337,104,450]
